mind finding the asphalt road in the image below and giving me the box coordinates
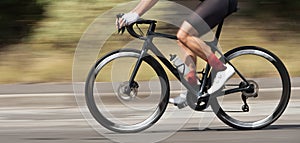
[0,79,300,143]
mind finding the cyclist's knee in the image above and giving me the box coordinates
[177,29,189,44]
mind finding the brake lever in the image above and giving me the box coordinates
[119,27,125,34]
[116,13,126,34]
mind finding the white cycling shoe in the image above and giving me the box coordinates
[207,64,235,94]
[169,93,188,109]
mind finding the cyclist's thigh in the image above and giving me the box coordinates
[186,0,236,36]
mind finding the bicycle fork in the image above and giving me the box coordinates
[128,40,150,89]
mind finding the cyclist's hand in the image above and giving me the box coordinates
[116,12,139,33]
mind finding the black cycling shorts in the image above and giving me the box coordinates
[186,0,238,36]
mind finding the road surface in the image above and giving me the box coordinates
[0,79,299,143]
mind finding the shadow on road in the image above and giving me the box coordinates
[181,124,300,132]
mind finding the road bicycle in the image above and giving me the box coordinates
[85,17,291,133]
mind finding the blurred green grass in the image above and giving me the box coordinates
[0,0,299,83]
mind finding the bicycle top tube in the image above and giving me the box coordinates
[125,19,226,59]
[125,19,224,41]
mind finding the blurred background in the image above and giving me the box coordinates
[0,0,299,83]
[0,1,299,143]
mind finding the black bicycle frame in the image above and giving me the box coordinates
[126,20,250,97]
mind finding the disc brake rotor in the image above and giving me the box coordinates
[117,81,139,101]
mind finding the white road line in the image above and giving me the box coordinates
[0,93,75,98]
[0,87,299,98]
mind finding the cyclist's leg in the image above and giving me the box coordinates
[169,25,199,107]
[177,24,235,94]
[171,0,236,107]
[177,40,196,71]
[177,22,226,71]
[170,23,212,107]
[176,40,198,85]
[177,0,237,94]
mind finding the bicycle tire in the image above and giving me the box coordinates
[85,49,170,133]
[210,46,291,130]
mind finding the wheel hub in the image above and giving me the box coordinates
[117,81,139,101]
[240,80,259,98]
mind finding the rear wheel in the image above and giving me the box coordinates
[210,46,291,130]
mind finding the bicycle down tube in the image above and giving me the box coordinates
[127,35,200,96]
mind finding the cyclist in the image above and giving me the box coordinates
[116,0,238,108]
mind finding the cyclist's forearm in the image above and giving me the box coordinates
[131,0,159,16]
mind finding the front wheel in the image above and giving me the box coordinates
[210,46,291,130]
[85,49,170,133]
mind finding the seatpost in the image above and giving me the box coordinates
[208,20,224,53]
[215,20,224,42]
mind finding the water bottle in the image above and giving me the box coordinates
[170,54,190,75]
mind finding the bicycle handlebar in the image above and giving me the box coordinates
[126,19,157,39]
[116,13,157,39]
